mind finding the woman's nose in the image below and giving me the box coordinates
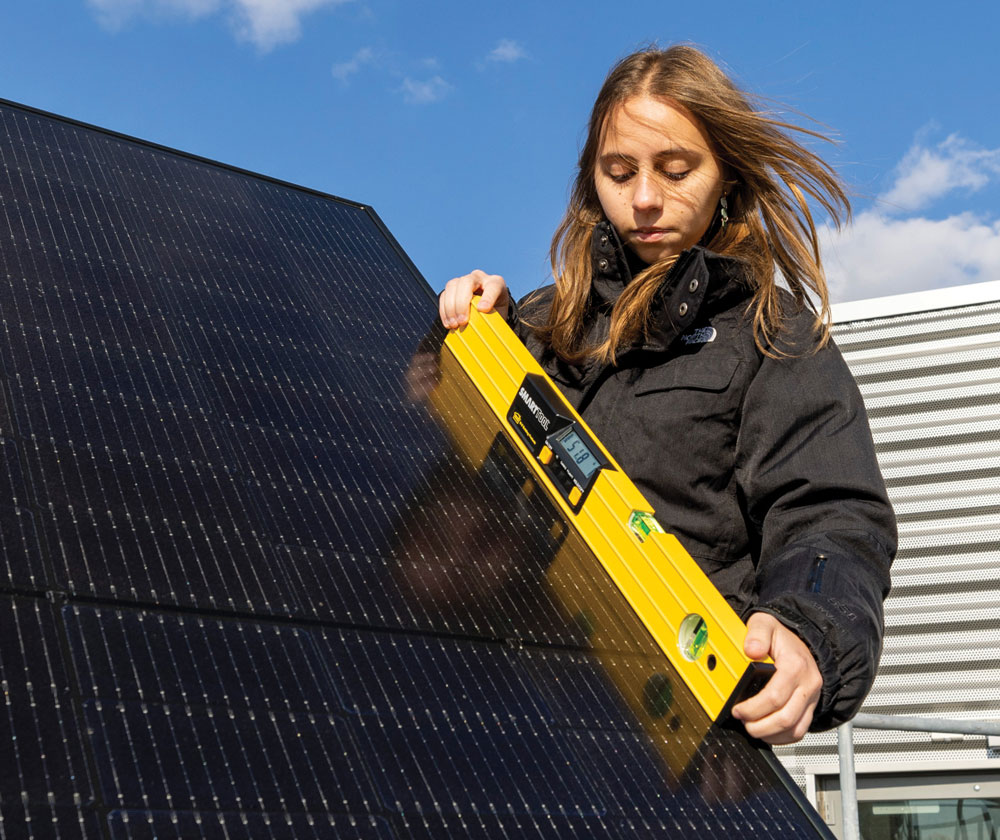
[631,171,663,212]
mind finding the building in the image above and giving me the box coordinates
[775,281,1000,838]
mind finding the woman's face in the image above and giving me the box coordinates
[594,95,725,265]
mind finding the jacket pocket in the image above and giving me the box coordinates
[604,355,744,561]
[633,356,740,395]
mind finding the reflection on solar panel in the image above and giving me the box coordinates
[0,99,832,838]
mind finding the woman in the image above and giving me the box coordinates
[439,45,896,745]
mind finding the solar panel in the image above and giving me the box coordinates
[0,98,832,838]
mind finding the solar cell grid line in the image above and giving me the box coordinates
[289,541,501,635]
[116,180,430,592]
[320,630,592,819]
[0,436,42,589]
[67,607,382,820]
[227,632,360,811]
[0,97,835,838]
[79,354,278,604]
[0,597,97,839]
[106,810,396,840]
[80,617,190,808]
[3,200,234,604]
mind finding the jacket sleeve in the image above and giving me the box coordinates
[735,315,897,731]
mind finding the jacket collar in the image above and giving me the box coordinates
[590,220,633,308]
[588,220,749,353]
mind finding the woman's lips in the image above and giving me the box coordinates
[632,227,671,241]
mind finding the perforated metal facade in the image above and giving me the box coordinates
[776,282,1000,791]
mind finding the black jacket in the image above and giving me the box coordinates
[510,221,897,730]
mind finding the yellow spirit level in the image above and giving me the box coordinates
[427,302,773,725]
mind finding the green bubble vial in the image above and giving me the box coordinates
[679,614,709,661]
[628,510,664,543]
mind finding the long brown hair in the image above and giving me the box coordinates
[532,45,849,363]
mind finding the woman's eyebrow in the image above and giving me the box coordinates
[599,147,701,166]
[654,146,701,161]
[598,152,636,166]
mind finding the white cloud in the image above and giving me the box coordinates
[232,0,347,50]
[880,134,1000,213]
[86,0,350,50]
[822,211,1000,303]
[816,129,1000,303]
[485,38,526,64]
[332,46,374,82]
[400,75,451,105]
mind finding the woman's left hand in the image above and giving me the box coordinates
[730,612,823,745]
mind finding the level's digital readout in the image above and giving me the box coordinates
[508,373,612,511]
[553,428,602,481]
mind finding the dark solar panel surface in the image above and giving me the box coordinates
[0,99,831,838]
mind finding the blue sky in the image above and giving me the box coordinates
[2,0,999,304]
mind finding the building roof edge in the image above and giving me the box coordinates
[833,280,1000,324]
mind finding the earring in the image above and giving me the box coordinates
[719,195,729,230]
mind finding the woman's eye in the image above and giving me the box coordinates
[664,170,690,182]
[609,170,634,184]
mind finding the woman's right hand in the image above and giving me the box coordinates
[439,270,510,329]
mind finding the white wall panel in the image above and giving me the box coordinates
[776,285,1000,783]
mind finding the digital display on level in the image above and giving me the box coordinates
[553,428,602,480]
[508,373,612,510]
